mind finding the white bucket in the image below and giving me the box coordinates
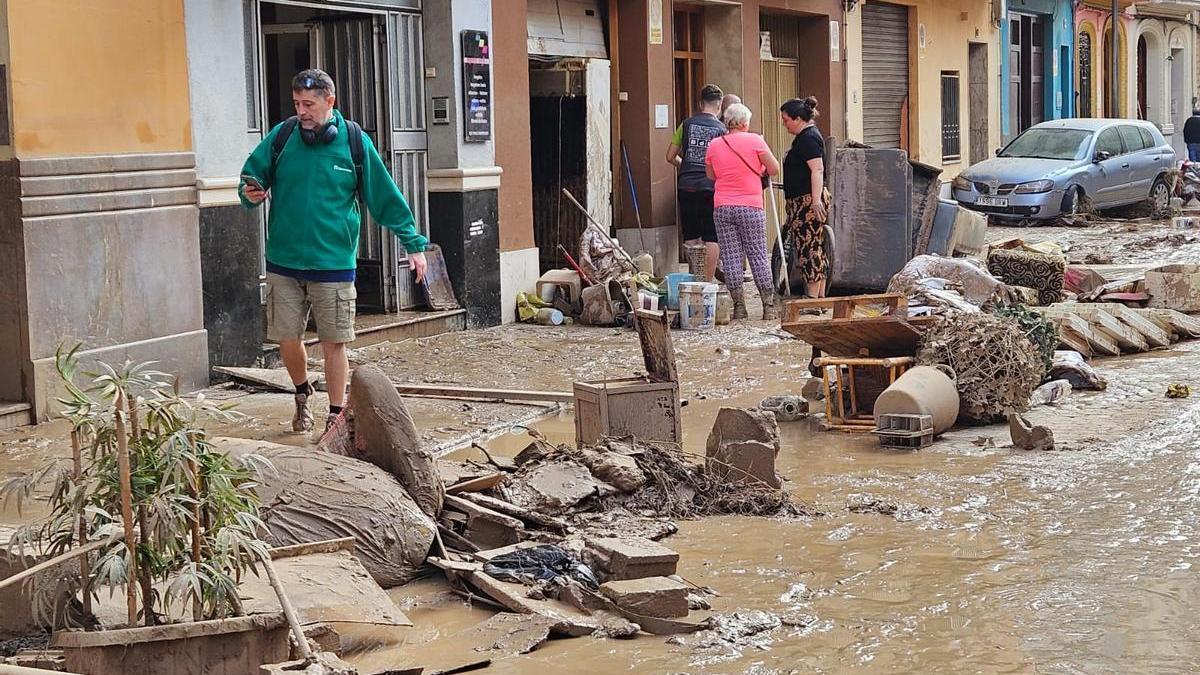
[679,282,718,330]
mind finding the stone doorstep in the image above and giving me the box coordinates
[52,613,288,648]
[586,536,679,580]
[600,576,690,619]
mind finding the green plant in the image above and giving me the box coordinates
[995,304,1059,376]
[2,345,271,627]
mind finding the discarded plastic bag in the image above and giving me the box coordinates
[482,544,600,590]
[1029,379,1072,407]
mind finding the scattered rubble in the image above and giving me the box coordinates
[1008,414,1055,451]
[600,576,690,618]
[704,408,783,489]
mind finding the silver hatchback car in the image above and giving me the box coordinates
[952,118,1175,220]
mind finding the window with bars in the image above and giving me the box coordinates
[941,71,961,162]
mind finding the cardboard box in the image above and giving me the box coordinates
[1145,264,1200,312]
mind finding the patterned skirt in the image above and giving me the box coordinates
[784,188,832,284]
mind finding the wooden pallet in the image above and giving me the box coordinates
[1038,303,1197,357]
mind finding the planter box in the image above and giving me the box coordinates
[574,377,681,446]
[53,613,290,675]
[573,309,681,446]
[1146,264,1200,312]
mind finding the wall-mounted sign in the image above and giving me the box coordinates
[829,21,840,63]
[760,32,774,60]
[432,96,450,125]
[461,30,491,142]
[648,0,663,44]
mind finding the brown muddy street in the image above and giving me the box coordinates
[5,221,1200,672]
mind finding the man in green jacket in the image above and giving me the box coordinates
[240,69,428,433]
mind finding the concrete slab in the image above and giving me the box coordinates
[600,576,690,619]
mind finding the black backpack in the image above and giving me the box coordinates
[270,116,365,198]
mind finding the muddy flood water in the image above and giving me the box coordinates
[328,324,1200,674]
[5,220,1200,672]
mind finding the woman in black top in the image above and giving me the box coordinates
[779,96,832,299]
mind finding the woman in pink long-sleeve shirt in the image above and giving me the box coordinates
[704,103,781,320]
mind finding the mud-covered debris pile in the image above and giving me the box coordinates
[492,435,810,523]
[917,312,1044,422]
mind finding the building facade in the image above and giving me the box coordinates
[1000,0,1075,141]
[845,0,1004,174]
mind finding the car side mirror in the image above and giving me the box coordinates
[994,148,1001,156]
[1093,151,1111,163]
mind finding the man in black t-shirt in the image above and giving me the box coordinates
[666,84,726,280]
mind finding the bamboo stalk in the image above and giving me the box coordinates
[189,454,202,622]
[125,393,155,626]
[261,555,313,663]
[0,535,122,593]
[70,429,92,617]
[114,389,139,627]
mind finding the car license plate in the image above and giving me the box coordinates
[976,196,1008,207]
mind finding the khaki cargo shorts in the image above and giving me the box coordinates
[265,272,357,344]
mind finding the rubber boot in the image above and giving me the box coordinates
[761,289,779,321]
[730,286,749,320]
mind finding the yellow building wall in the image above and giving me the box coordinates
[7,0,191,157]
[845,0,1000,175]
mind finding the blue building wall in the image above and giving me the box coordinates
[1000,0,1075,140]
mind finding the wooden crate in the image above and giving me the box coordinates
[574,377,681,446]
[574,308,682,446]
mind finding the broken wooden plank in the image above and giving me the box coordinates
[1040,312,1118,356]
[428,556,485,574]
[1057,327,1093,357]
[1137,310,1179,341]
[467,571,604,637]
[471,541,545,563]
[446,473,505,495]
[213,366,318,392]
[394,384,573,404]
[457,492,571,532]
[241,549,412,628]
[1088,303,1172,348]
[268,537,355,560]
[444,494,526,549]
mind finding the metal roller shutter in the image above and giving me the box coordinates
[862,2,910,148]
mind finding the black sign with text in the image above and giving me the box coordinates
[460,30,491,143]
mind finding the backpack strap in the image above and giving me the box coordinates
[345,119,365,199]
[269,116,300,183]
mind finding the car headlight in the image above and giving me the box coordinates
[1013,179,1055,194]
[951,175,972,191]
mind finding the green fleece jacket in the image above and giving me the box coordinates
[239,111,428,271]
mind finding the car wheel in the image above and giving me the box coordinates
[1148,176,1171,217]
[1061,186,1086,217]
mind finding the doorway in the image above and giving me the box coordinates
[255,1,428,312]
[861,1,910,148]
[528,58,612,273]
[759,12,827,163]
[1009,13,1045,136]
[673,6,705,129]
[968,42,989,164]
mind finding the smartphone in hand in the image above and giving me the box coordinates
[241,174,265,192]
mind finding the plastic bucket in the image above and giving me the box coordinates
[665,273,697,310]
[679,282,718,330]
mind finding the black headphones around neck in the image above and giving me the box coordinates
[299,120,338,145]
